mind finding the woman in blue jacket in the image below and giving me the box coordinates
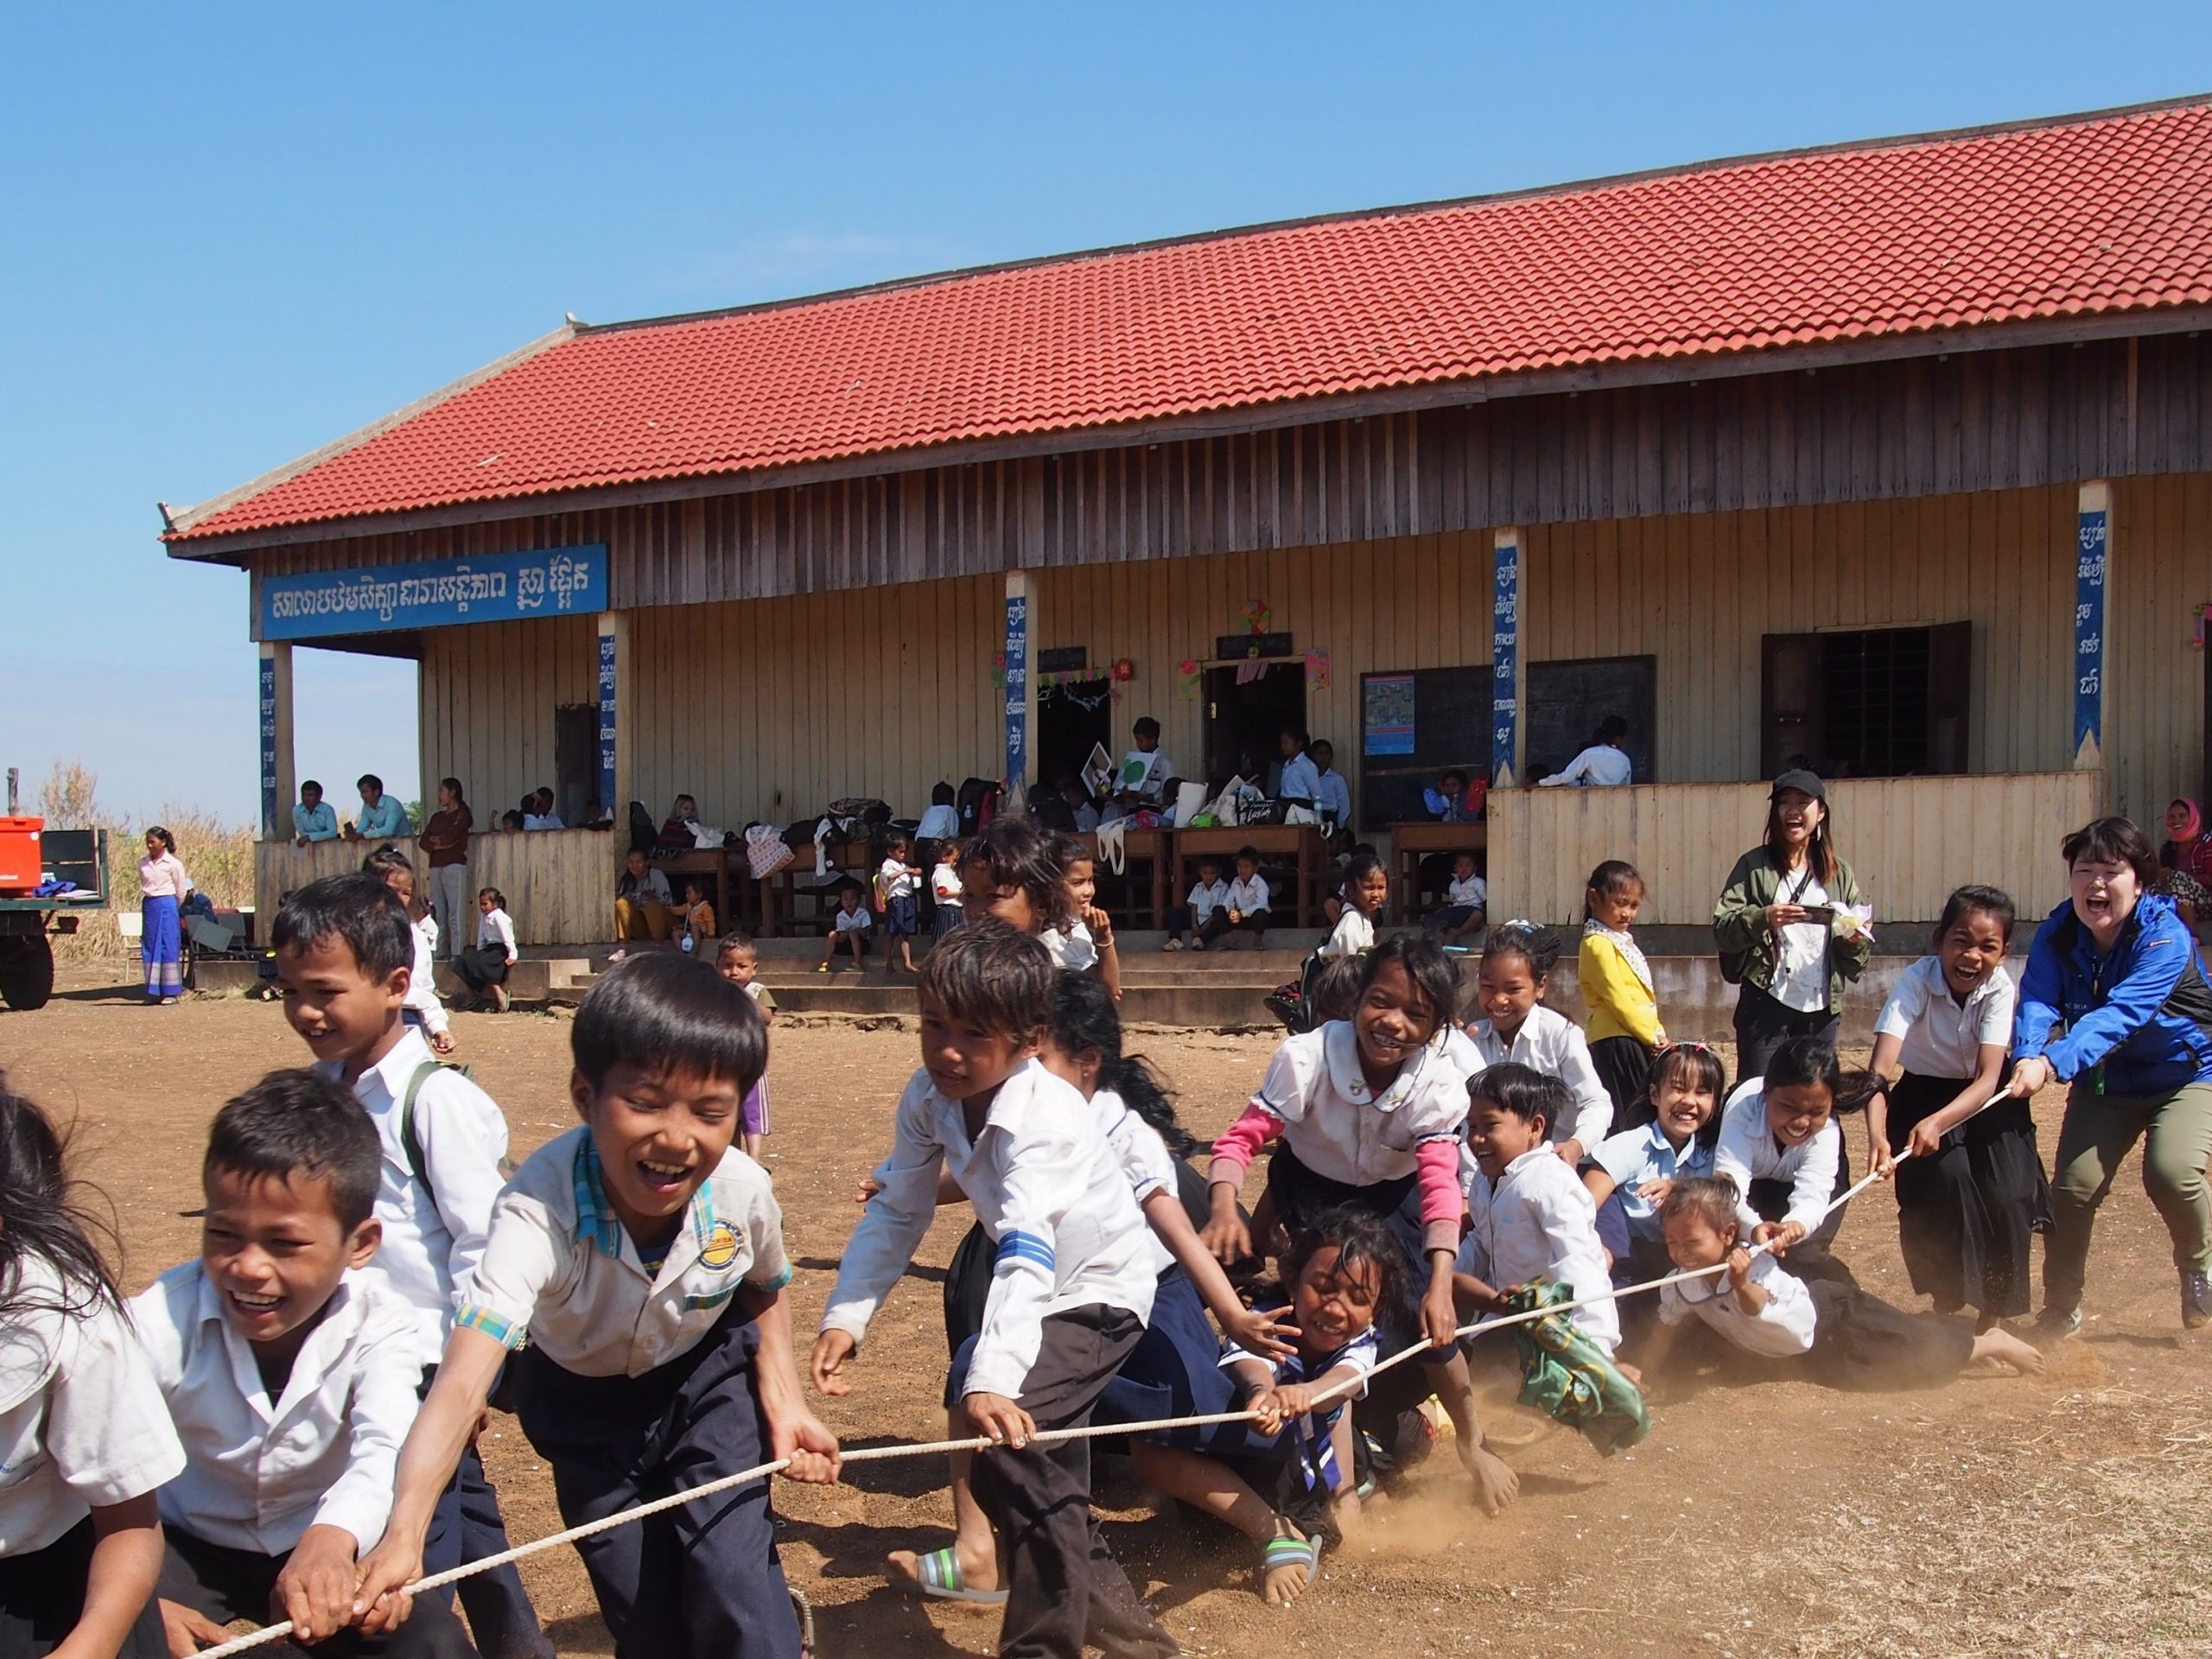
[2009,817,2212,1335]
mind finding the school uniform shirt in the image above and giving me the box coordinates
[1713,1078,1842,1239]
[1769,873,1834,1014]
[1876,955,2017,1080]
[916,804,959,842]
[1446,874,1489,911]
[1457,1146,1620,1353]
[823,1058,1157,1402]
[930,862,965,907]
[1187,879,1231,926]
[1119,748,1173,802]
[404,912,448,1039]
[832,906,873,933]
[1314,768,1353,826]
[291,800,339,841]
[1211,1021,1470,1252]
[130,1264,430,1555]
[317,1026,512,1347]
[1277,751,1323,805]
[1464,1006,1613,1148]
[1318,907,1375,960]
[1218,1327,1378,1492]
[1043,919,1098,973]
[1590,1122,1716,1244]
[1227,874,1270,917]
[455,1128,791,1379]
[355,796,410,838]
[1656,1250,1817,1358]
[0,1258,185,1558]
[521,812,565,830]
[1538,744,1632,788]
[1093,1088,1179,1277]
[878,857,919,902]
[476,906,519,961]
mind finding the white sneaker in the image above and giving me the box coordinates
[1162,938,1184,952]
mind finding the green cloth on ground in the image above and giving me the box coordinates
[1499,1281,1651,1455]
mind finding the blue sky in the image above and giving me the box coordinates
[3,3,2207,825]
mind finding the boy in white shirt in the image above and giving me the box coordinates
[876,830,924,976]
[1421,850,1489,944]
[138,1071,471,1658]
[1108,716,1173,818]
[1164,855,1231,952]
[356,955,839,1658]
[1198,847,1272,950]
[271,874,548,1658]
[813,923,1175,1659]
[1453,1066,1621,1356]
[820,881,874,973]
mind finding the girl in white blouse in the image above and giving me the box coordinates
[1714,1036,1885,1281]
[1463,924,1612,1159]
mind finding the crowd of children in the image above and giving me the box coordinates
[20,794,2212,1659]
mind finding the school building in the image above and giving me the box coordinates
[167,98,2212,950]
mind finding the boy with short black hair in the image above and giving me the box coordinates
[271,873,549,1657]
[356,952,838,1659]
[813,921,1177,1659]
[135,1069,473,1658]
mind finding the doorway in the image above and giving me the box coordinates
[1203,662,1306,789]
[1037,677,1114,798]
[554,703,597,823]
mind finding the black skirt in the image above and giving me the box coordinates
[1883,1069,2050,1319]
[1589,1036,1656,1129]
[1807,1278,1976,1391]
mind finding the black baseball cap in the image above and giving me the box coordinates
[1770,768,1827,803]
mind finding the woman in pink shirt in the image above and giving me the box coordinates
[137,826,193,1004]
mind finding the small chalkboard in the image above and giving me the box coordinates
[1358,665,1491,830]
[1524,656,1656,783]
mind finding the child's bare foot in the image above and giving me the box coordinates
[887,1541,1003,1602]
[1969,1327,2046,1376]
[1260,1519,1318,1607]
[1459,1438,1521,1515]
[1617,1360,1643,1386]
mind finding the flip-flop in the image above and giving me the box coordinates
[1260,1534,1319,1599]
[908,1548,1008,1605]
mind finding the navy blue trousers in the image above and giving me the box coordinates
[418,1369,551,1659]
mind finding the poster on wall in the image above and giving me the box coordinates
[1363,673,1416,756]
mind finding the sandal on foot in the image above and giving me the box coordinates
[1260,1533,1318,1601]
[908,1548,1007,1605]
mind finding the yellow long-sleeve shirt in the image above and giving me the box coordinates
[1580,930,1664,1047]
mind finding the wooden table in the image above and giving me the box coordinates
[766,835,879,936]
[1172,824,1329,928]
[1097,826,1172,930]
[1387,821,1488,920]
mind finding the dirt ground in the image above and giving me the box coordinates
[3,971,2208,1657]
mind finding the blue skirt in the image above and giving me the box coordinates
[142,894,181,999]
[1096,1268,1300,1463]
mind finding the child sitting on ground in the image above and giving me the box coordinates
[813,923,1177,1659]
[1654,1177,2044,1385]
[876,830,924,976]
[1042,832,1122,1000]
[1583,1043,1724,1293]
[1165,855,1230,952]
[677,879,718,955]
[355,954,839,1659]
[272,873,548,1657]
[1421,851,1489,944]
[1201,848,1271,951]
[0,1075,183,1659]
[819,881,873,973]
[716,933,777,1163]
[136,1071,472,1658]
[1453,1065,1622,1361]
[1464,923,1613,1160]
[1579,861,1664,1124]
[1319,852,1388,959]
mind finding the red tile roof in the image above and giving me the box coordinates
[171,100,2212,543]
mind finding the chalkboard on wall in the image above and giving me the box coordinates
[1358,665,1492,830]
[1524,656,1656,783]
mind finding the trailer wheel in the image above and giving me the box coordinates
[0,934,55,1011]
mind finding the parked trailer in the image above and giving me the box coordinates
[0,769,110,1011]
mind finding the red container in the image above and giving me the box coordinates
[0,817,45,893]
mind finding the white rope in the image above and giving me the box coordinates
[196,1081,2005,1656]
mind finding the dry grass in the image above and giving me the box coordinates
[35,760,255,960]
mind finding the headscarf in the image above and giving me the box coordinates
[2172,798,2204,842]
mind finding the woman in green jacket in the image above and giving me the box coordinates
[1713,771,1872,1080]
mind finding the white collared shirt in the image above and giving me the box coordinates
[1657,1250,1817,1357]
[1463,1006,1614,1147]
[1043,919,1098,972]
[0,1260,185,1558]
[879,857,919,902]
[475,906,518,961]
[1875,956,2016,1079]
[405,914,448,1038]
[1094,1088,1179,1276]
[456,1128,791,1379]
[1187,879,1230,925]
[131,1264,430,1555]
[1227,874,1269,915]
[1590,1121,1716,1243]
[823,1059,1156,1401]
[1446,874,1489,910]
[1458,1146,1619,1354]
[1244,1022,1468,1188]
[1319,907,1374,960]
[931,863,964,906]
[318,1027,511,1347]
[1713,1079,1842,1238]
[833,906,872,933]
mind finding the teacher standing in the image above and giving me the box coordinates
[1713,770,1872,1081]
[420,776,473,961]
[137,826,193,1005]
[2008,816,2212,1335]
